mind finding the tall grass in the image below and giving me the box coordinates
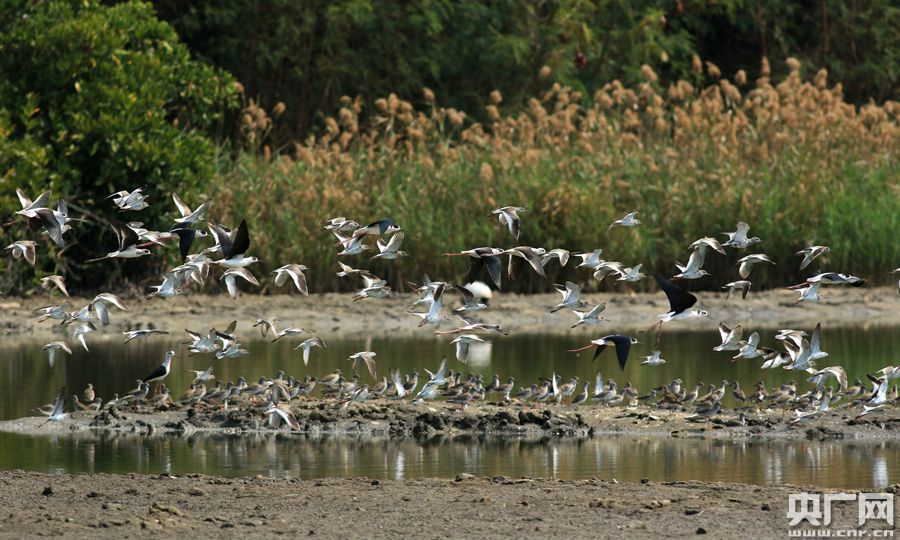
[212,58,899,293]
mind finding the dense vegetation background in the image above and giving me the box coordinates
[0,0,897,294]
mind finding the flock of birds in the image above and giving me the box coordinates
[5,187,899,430]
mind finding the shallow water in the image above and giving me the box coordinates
[0,431,896,489]
[2,327,898,421]
[1,327,898,486]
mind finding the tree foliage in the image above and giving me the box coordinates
[152,0,898,145]
[0,0,236,289]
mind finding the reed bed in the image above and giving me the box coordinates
[212,58,899,293]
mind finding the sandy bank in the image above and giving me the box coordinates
[1,471,896,539]
[1,286,898,341]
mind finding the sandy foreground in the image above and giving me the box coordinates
[0,471,897,539]
[1,285,898,340]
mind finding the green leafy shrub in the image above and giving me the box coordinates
[0,0,237,291]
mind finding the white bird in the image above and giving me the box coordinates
[713,322,743,352]
[673,249,710,279]
[5,240,36,266]
[188,367,215,385]
[688,237,726,255]
[722,280,752,301]
[40,275,69,297]
[570,304,608,329]
[122,329,169,344]
[109,187,149,211]
[592,261,625,283]
[574,249,604,269]
[540,248,570,268]
[266,403,301,431]
[86,219,151,262]
[608,211,640,231]
[452,283,487,313]
[172,193,211,224]
[34,303,71,324]
[372,230,408,259]
[796,245,831,270]
[220,267,260,299]
[272,326,314,341]
[736,254,775,279]
[806,366,847,392]
[551,281,587,313]
[336,261,375,279]
[789,281,824,303]
[640,350,666,366]
[491,206,526,239]
[348,351,378,380]
[334,231,370,256]
[352,275,393,301]
[722,221,762,249]
[41,341,72,368]
[272,264,309,295]
[615,263,645,282]
[732,332,762,361]
[91,293,130,326]
[322,217,359,233]
[410,283,447,327]
[148,271,187,298]
[294,337,326,365]
[40,387,68,425]
[72,322,97,352]
[450,334,485,363]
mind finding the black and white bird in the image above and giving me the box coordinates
[653,274,707,344]
[340,218,400,245]
[142,350,175,384]
[87,219,151,262]
[209,219,258,269]
[445,247,504,289]
[568,335,639,370]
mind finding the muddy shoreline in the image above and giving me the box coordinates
[0,471,896,539]
[1,286,898,341]
[3,399,897,442]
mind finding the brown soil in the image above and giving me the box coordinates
[1,285,897,341]
[1,471,896,539]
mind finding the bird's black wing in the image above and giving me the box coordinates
[466,257,485,286]
[592,342,610,361]
[507,254,523,282]
[208,222,234,259]
[518,248,546,278]
[231,219,250,258]
[607,335,634,370]
[171,224,196,261]
[376,218,395,234]
[654,274,697,314]
[483,255,502,289]
[109,218,139,251]
[35,208,64,248]
[142,364,167,383]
